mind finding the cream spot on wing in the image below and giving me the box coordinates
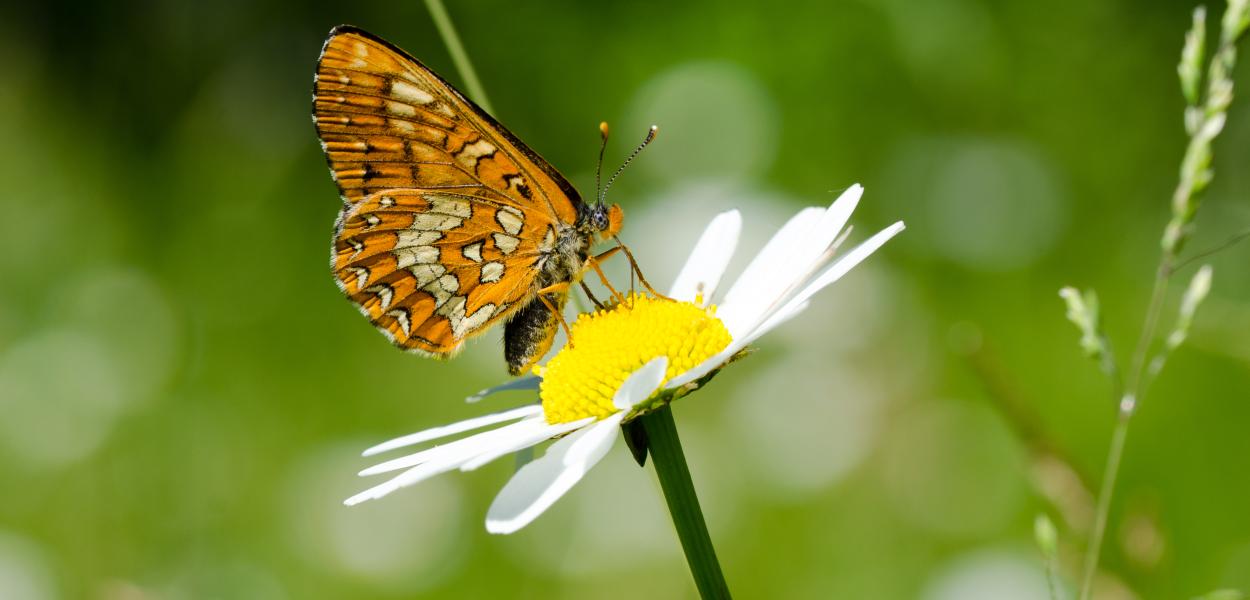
[363,214,381,228]
[432,102,457,119]
[389,119,415,133]
[425,286,451,307]
[428,195,473,218]
[347,266,370,291]
[423,274,460,307]
[353,42,370,58]
[386,101,416,116]
[435,295,467,327]
[493,233,520,255]
[394,245,439,269]
[395,229,442,249]
[387,308,411,336]
[366,284,394,311]
[392,80,435,105]
[380,196,396,207]
[412,214,463,231]
[347,238,365,259]
[495,207,524,235]
[453,303,496,338]
[338,74,351,85]
[480,261,505,283]
[454,139,496,170]
[461,242,483,263]
[539,226,556,252]
[409,263,446,287]
[435,274,459,294]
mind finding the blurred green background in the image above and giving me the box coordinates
[2,0,1249,598]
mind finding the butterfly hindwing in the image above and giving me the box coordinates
[334,189,555,354]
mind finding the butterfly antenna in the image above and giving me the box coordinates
[600,125,658,204]
[594,122,610,206]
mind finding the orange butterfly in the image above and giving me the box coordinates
[313,25,643,374]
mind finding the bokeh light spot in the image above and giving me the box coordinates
[882,138,1067,270]
[0,531,58,600]
[920,549,1062,600]
[626,62,779,182]
[284,443,467,593]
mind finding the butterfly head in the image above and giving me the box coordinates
[581,202,625,239]
[589,123,655,241]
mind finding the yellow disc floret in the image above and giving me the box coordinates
[536,294,732,424]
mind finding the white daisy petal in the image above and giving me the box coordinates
[750,299,810,342]
[346,417,590,506]
[361,404,542,457]
[668,210,742,304]
[753,221,906,346]
[465,376,541,404]
[719,185,863,339]
[459,418,593,471]
[613,357,669,410]
[485,413,625,534]
[669,207,898,391]
[720,206,824,311]
[358,416,547,476]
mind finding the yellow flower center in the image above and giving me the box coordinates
[534,294,732,424]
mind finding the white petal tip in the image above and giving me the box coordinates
[484,520,518,535]
[839,183,864,201]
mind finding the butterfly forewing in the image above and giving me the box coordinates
[314,26,583,356]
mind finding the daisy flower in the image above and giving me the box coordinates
[346,183,905,534]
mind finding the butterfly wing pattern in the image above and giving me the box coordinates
[313,25,615,373]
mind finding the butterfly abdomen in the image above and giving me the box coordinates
[504,294,567,375]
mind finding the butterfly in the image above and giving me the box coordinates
[313,25,641,375]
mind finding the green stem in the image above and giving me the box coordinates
[1044,559,1059,600]
[642,405,732,600]
[423,0,496,114]
[1078,261,1170,600]
[1078,406,1131,600]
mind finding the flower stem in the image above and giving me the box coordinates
[423,0,496,114]
[642,405,732,600]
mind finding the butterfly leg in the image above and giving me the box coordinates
[536,282,576,346]
[609,238,672,301]
[585,248,629,305]
[579,280,607,310]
